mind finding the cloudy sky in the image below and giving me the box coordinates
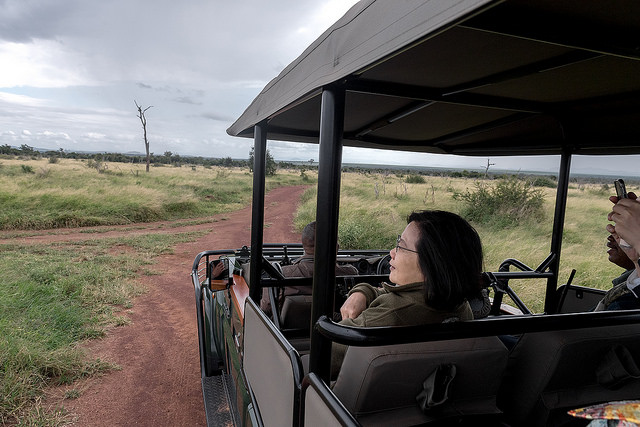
[1,0,638,177]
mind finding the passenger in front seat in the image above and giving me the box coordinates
[260,221,358,315]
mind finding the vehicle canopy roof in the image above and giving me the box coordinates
[228,0,640,156]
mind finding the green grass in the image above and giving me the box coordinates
[0,232,196,424]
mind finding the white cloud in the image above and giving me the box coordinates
[0,90,47,107]
[84,132,106,140]
[0,40,93,88]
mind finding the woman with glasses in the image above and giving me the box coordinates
[332,210,484,370]
[340,209,483,325]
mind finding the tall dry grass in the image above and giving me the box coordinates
[0,158,307,230]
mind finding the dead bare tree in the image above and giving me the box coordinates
[135,100,153,172]
[483,158,495,178]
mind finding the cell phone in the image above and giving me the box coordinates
[614,179,632,248]
[615,178,628,199]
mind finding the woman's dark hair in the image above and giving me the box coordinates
[407,210,483,310]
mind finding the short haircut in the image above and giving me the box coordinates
[301,221,316,251]
[407,210,483,310]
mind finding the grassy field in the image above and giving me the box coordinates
[0,231,203,425]
[0,156,634,424]
[0,157,307,230]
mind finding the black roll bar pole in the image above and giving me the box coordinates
[309,84,345,382]
[249,120,268,303]
[544,148,572,314]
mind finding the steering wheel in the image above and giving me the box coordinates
[376,254,391,275]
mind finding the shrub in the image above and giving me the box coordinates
[531,176,556,188]
[248,147,277,176]
[86,159,107,173]
[338,216,393,249]
[453,178,544,227]
[405,174,425,184]
[36,167,51,179]
[21,165,34,174]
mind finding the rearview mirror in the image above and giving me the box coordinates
[210,258,231,290]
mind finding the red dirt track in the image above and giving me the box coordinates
[30,185,307,426]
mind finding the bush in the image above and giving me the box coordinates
[453,178,544,227]
[21,165,34,174]
[36,167,51,179]
[405,174,425,184]
[248,147,277,176]
[338,216,393,249]
[86,159,107,173]
[531,176,556,188]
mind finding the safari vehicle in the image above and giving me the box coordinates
[191,0,640,425]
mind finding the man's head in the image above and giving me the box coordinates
[301,221,316,255]
[607,234,635,270]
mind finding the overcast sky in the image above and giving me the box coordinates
[1,0,638,177]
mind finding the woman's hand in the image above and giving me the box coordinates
[340,292,367,319]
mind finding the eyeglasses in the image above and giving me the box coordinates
[396,235,418,254]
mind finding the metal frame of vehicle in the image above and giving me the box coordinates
[193,1,640,425]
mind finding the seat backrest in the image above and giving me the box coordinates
[499,323,640,427]
[281,294,313,330]
[301,373,360,427]
[331,337,508,426]
[243,297,304,427]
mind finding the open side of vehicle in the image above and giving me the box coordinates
[192,1,640,425]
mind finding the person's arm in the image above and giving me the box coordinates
[339,283,383,319]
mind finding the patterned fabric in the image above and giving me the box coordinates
[596,269,640,311]
[568,400,640,425]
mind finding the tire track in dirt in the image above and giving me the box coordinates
[40,185,308,426]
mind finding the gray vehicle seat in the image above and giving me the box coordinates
[281,295,313,354]
[301,372,359,427]
[243,297,304,427]
[499,323,640,427]
[281,294,313,330]
[331,336,509,426]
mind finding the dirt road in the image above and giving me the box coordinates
[36,185,308,425]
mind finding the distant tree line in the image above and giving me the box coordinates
[8,143,620,186]
[0,144,250,168]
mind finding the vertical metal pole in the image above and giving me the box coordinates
[544,149,571,314]
[309,85,345,382]
[249,121,267,303]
